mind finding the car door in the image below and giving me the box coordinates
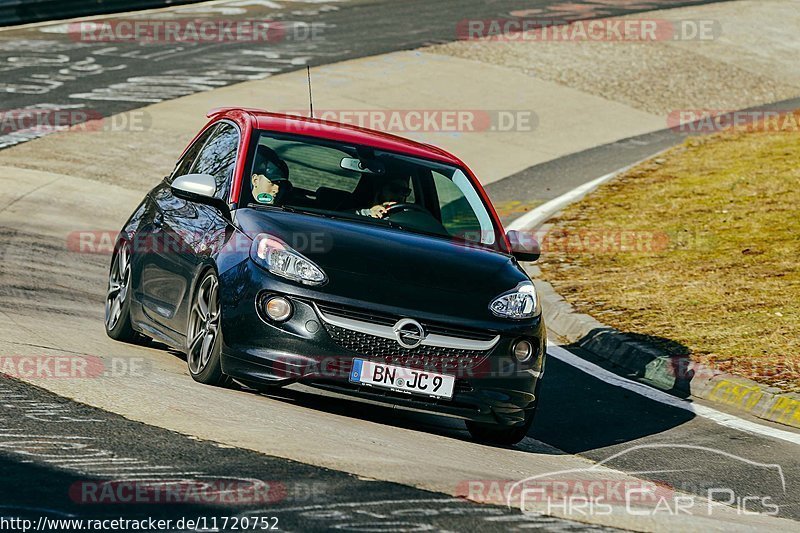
[140,122,239,336]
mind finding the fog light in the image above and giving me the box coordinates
[513,339,533,363]
[265,296,293,322]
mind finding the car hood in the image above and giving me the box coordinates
[235,208,530,322]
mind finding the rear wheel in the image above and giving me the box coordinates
[105,241,140,343]
[186,270,229,386]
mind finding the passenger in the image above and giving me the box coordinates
[251,145,291,205]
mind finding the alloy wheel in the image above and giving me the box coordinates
[187,272,221,375]
[105,241,130,331]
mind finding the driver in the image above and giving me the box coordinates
[356,175,412,219]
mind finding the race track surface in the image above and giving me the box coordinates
[2,1,799,531]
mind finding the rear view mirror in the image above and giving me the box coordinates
[340,157,385,175]
[506,229,540,262]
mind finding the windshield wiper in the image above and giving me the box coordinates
[330,212,406,230]
[248,202,297,212]
[248,204,416,233]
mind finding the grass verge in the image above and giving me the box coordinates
[537,123,800,392]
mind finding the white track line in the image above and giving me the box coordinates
[506,154,800,445]
[547,343,800,446]
[507,150,673,232]
[507,169,627,231]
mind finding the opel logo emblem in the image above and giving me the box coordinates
[393,318,426,349]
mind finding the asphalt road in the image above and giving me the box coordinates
[0,0,731,149]
[534,351,800,519]
[3,0,800,531]
[0,376,610,532]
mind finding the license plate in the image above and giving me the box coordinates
[349,359,455,400]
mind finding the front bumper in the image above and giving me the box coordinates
[218,262,546,427]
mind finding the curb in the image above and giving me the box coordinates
[517,169,800,431]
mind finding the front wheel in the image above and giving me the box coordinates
[466,409,535,446]
[105,241,140,343]
[186,269,229,387]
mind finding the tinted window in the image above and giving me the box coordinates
[432,170,482,241]
[248,130,499,249]
[171,125,217,182]
[258,135,360,193]
[190,122,239,199]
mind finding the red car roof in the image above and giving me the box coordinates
[208,107,463,166]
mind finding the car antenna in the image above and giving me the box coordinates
[306,65,314,119]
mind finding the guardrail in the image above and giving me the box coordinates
[0,0,201,27]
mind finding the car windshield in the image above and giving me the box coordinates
[245,130,500,249]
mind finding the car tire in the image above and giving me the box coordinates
[467,378,542,446]
[234,379,282,393]
[105,241,144,343]
[466,410,535,446]
[186,269,230,387]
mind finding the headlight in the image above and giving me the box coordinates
[490,282,540,319]
[250,233,327,286]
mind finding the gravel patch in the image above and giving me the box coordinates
[427,0,800,118]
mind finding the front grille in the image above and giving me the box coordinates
[323,323,491,371]
[315,301,496,342]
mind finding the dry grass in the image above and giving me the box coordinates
[537,123,800,392]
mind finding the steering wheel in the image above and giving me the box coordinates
[384,202,428,216]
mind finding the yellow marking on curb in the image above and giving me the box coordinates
[708,380,764,411]
[767,397,800,426]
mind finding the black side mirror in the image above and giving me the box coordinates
[506,229,540,262]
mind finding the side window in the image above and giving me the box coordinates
[432,170,491,244]
[190,122,239,200]
[170,125,218,182]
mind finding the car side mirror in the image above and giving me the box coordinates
[171,173,217,200]
[171,173,231,219]
[506,229,540,262]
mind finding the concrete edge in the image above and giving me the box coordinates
[518,169,800,432]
